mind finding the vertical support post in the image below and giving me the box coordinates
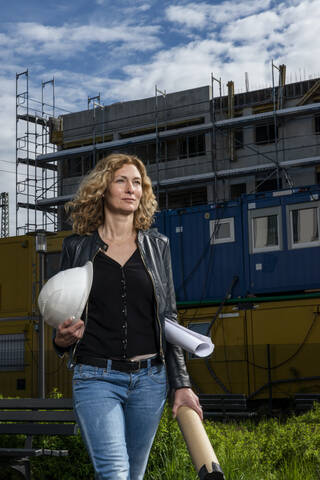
[52,76,55,123]
[39,251,45,399]
[36,232,47,399]
[26,71,30,232]
[0,193,9,238]
[42,78,55,231]
[272,60,280,189]
[155,85,159,202]
[93,101,105,144]
[243,310,251,397]
[154,85,166,204]
[88,94,101,150]
[210,74,216,202]
[211,74,222,204]
[16,70,29,235]
[16,73,19,236]
[227,81,235,163]
[267,344,272,414]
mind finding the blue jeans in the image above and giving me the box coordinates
[72,360,168,480]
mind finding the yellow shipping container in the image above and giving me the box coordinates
[1,232,320,404]
[0,232,72,398]
[180,296,320,402]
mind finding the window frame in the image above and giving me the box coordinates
[286,201,320,250]
[0,333,25,371]
[255,123,278,145]
[178,133,206,159]
[248,206,282,254]
[210,217,235,245]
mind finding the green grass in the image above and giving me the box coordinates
[1,398,320,479]
[146,403,320,480]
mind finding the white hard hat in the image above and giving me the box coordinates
[38,261,93,328]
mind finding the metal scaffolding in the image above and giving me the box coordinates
[28,63,320,219]
[0,192,9,238]
[16,70,58,234]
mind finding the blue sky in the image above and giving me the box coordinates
[1,0,320,233]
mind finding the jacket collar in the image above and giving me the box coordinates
[93,230,108,251]
[93,229,144,252]
[137,229,144,245]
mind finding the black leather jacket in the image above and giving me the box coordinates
[54,229,191,391]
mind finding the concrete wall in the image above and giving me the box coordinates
[62,86,212,144]
[56,81,320,207]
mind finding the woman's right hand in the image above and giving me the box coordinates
[54,317,85,348]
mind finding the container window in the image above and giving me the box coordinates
[289,205,320,249]
[248,206,282,253]
[187,322,210,360]
[0,333,25,371]
[253,215,278,249]
[292,208,318,243]
[210,217,235,244]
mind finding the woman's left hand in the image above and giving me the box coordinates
[172,388,203,421]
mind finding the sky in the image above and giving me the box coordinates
[1,0,320,235]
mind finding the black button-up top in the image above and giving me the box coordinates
[77,249,157,359]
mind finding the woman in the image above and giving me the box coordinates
[53,153,202,480]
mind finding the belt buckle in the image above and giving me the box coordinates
[131,360,141,372]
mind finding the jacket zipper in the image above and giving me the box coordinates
[70,247,102,366]
[137,240,165,362]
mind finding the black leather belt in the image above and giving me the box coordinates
[76,355,161,373]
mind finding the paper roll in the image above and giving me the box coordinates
[165,318,214,357]
[176,406,225,480]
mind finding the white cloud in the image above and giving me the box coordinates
[2,0,320,234]
[0,77,15,159]
[137,4,151,12]
[0,75,18,235]
[166,5,207,28]
[166,0,272,28]
[7,21,162,59]
[162,0,320,89]
[221,10,283,43]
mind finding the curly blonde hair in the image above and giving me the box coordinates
[65,153,157,234]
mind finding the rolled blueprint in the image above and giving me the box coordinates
[165,318,214,357]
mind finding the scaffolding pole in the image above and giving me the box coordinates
[272,60,281,189]
[0,192,9,238]
[211,74,222,203]
[155,85,166,202]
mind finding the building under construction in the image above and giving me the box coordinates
[4,66,320,401]
[16,66,320,234]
